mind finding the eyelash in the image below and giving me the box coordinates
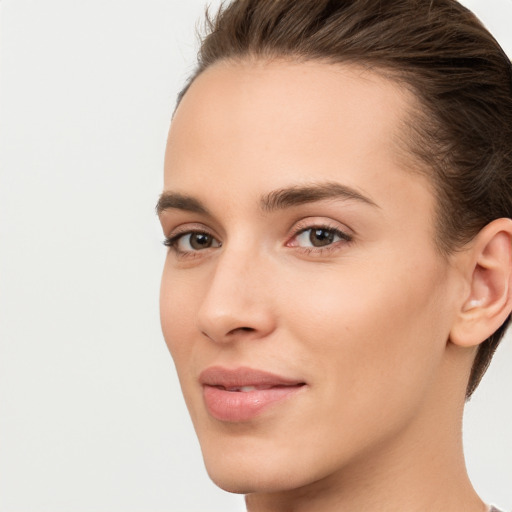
[163,229,220,259]
[288,223,353,256]
[163,223,353,258]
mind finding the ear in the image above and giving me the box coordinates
[450,218,512,348]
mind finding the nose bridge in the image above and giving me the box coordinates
[197,242,275,342]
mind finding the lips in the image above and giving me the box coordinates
[199,366,306,422]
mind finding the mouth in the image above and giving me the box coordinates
[214,384,305,392]
[199,366,307,422]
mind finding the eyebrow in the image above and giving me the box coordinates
[156,182,378,216]
[260,182,379,212]
[156,193,210,216]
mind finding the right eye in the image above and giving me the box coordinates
[164,231,222,254]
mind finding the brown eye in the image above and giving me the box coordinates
[165,231,221,253]
[292,226,352,250]
[309,228,336,247]
[190,232,214,250]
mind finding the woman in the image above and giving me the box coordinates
[157,1,512,510]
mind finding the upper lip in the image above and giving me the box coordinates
[199,366,305,389]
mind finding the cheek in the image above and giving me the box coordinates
[159,264,198,362]
[160,265,207,423]
[259,258,453,479]
[281,255,451,411]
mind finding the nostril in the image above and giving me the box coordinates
[200,326,258,343]
[230,326,255,334]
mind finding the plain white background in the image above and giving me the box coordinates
[1,1,511,511]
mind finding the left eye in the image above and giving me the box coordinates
[294,227,349,248]
[166,232,221,252]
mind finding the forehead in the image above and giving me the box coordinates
[169,59,413,158]
[164,59,434,223]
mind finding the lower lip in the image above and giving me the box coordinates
[202,385,304,422]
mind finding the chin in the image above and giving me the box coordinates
[201,447,279,493]
[199,437,325,496]
[206,472,258,495]
[205,463,301,495]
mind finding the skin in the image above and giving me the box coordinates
[158,60,500,511]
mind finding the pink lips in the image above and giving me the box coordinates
[200,366,306,422]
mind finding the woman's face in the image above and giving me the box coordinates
[159,60,462,494]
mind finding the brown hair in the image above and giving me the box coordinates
[177,0,512,398]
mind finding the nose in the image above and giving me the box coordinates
[196,248,277,344]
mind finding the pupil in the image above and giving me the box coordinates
[191,233,212,250]
[310,228,334,247]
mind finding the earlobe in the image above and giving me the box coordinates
[450,218,512,348]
